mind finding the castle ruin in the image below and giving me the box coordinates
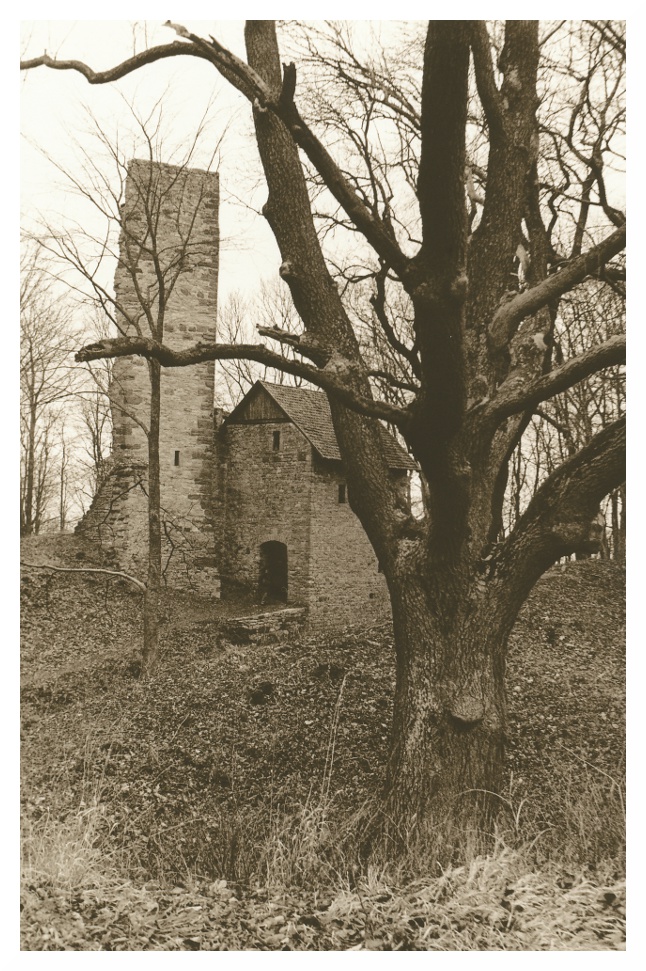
[79,160,415,626]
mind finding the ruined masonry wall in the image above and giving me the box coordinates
[78,161,219,594]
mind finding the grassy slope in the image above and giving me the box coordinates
[20,535,626,950]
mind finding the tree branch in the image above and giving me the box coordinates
[488,334,625,421]
[496,415,625,604]
[370,267,421,379]
[469,22,505,136]
[21,560,146,592]
[20,42,210,82]
[256,325,321,361]
[75,336,409,428]
[367,369,419,394]
[489,226,626,350]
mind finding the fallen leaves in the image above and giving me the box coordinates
[21,537,625,950]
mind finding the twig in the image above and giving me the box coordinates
[323,674,347,803]
[21,560,146,593]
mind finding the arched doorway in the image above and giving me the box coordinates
[258,541,288,603]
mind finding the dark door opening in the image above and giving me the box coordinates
[258,541,288,603]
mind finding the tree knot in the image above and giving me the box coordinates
[449,698,485,726]
[279,260,297,281]
[448,675,486,726]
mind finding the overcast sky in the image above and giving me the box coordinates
[20,19,287,309]
[21,11,627,313]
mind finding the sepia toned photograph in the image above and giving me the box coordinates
[20,17,625,951]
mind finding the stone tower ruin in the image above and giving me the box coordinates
[78,160,220,592]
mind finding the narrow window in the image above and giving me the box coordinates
[338,483,347,504]
[174,450,180,467]
[273,430,281,451]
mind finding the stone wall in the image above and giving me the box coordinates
[217,419,314,603]
[307,457,391,627]
[75,458,149,575]
[78,161,220,594]
[217,411,392,628]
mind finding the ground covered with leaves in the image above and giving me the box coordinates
[20,534,625,950]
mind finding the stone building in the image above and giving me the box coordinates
[214,380,416,626]
[79,159,416,625]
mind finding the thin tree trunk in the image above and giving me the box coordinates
[23,405,37,536]
[616,483,626,563]
[59,439,66,531]
[142,358,161,674]
[611,489,620,560]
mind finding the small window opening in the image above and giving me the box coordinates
[338,483,347,504]
[273,430,281,451]
[174,450,180,467]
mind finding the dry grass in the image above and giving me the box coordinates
[22,711,626,949]
[21,787,626,950]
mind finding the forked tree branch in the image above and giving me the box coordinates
[488,334,625,421]
[489,227,626,349]
[75,336,409,427]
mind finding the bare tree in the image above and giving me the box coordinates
[29,99,222,674]
[22,20,626,844]
[503,278,625,554]
[20,246,78,535]
[216,279,307,410]
[78,358,112,498]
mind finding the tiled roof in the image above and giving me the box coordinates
[258,381,417,470]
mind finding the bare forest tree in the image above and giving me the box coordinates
[216,279,307,409]
[73,310,114,505]
[30,100,222,673]
[503,278,625,557]
[22,20,626,845]
[20,247,79,535]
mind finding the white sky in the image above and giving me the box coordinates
[20,20,283,308]
[21,9,631,306]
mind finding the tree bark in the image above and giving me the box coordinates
[612,483,626,562]
[380,561,511,846]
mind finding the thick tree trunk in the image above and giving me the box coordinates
[382,570,508,848]
[142,359,161,675]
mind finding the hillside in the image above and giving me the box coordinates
[20,534,626,950]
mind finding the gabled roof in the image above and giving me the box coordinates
[225,380,417,471]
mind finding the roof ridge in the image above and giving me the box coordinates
[238,381,417,470]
